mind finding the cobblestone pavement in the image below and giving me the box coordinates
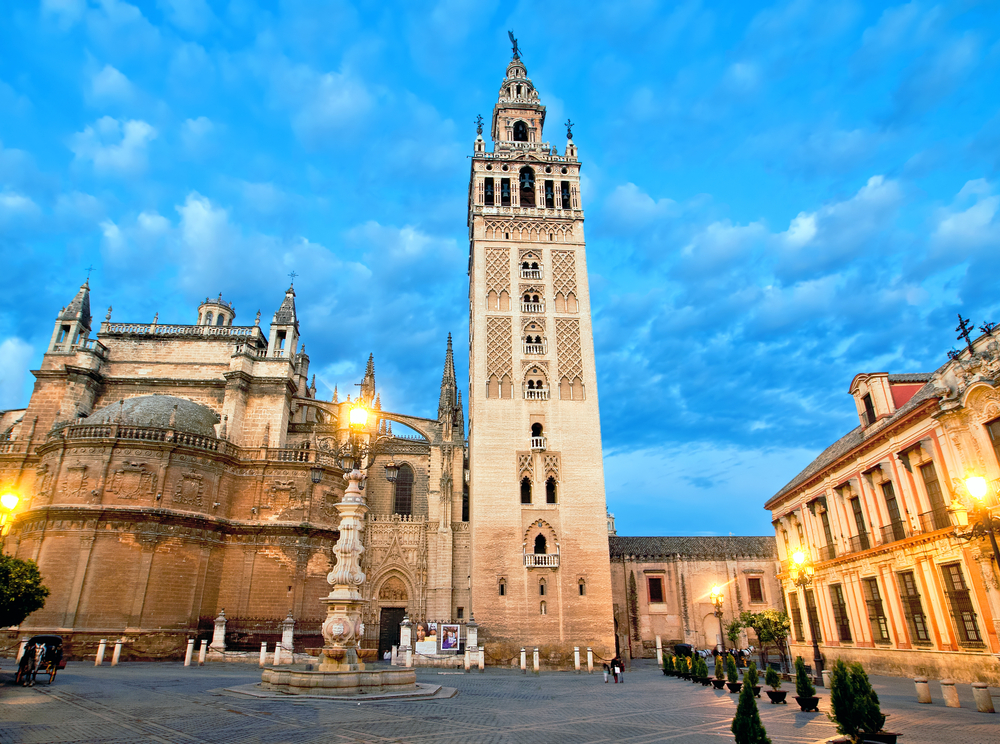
[0,659,997,743]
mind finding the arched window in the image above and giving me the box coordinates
[525,335,533,343]
[546,477,557,504]
[499,579,506,596]
[534,534,547,554]
[538,578,546,595]
[216,313,225,326]
[534,335,541,344]
[522,261,530,269]
[531,423,543,437]
[205,311,213,326]
[394,464,414,515]
[531,262,539,269]
[513,121,528,142]
[527,380,536,390]
[520,477,532,504]
[523,293,531,303]
[540,600,547,615]
[578,579,586,596]
[532,294,539,303]
[462,484,469,522]
[519,167,536,207]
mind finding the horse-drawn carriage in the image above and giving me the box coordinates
[14,635,64,686]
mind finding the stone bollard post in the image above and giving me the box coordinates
[259,642,268,668]
[210,609,227,652]
[184,639,195,667]
[16,638,28,664]
[655,635,663,667]
[464,647,471,671]
[478,646,485,672]
[198,639,208,666]
[95,639,107,666]
[821,669,832,688]
[533,647,539,674]
[273,642,282,666]
[520,647,526,674]
[391,644,398,665]
[111,639,123,666]
[574,646,581,673]
[972,682,995,713]
[405,646,413,668]
[587,647,593,674]
[941,679,960,708]
[914,676,932,703]
[280,610,295,661]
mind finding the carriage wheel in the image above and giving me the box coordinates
[14,666,23,685]
[47,664,57,684]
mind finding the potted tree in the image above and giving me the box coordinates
[726,653,743,693]
[663,653,675,676]
[678,652,691,680]
[794,656,820,712]
[745,661,762,698]
[764,665,787,704]
[713,653,727,689]
[697,654,712,685]
[829,659,897,743]
[731,661,772,744]
[690,652,702,684]
[741,609,792,674]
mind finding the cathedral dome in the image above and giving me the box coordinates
[83,395,220,437]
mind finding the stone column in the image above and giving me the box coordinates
[95,639,106,666]
[972,682,995,713]
[532,647,539,674]
[655,635,663,667]
[320,468,370,671]
[520,647,526,673]
[914,676,931,703]
[198,639,208,665]
[574,646,580,673]
[210,609,227,652]
[941,679,960,707]
[259,642,268,668]
[464,647,471,671]
[466,615,478,649]
[184,639,195,667]
[111,639,122,666]
[478,646,485,671]
[281,610,295,659]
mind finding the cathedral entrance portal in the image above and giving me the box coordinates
[378,607,406,659]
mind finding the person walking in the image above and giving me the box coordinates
[611,656,621,683]
[603,662,609,683]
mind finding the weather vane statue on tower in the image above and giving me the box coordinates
[508,30,521,60]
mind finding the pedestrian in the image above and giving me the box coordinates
[603,663,609,683]
[612,656,622,684]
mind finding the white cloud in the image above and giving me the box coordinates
[0,191,41,223]
[40,0,86,28]
[157,0,216,35]
[604,182,679,227]
[782,212,817,247]
[90,64,134,102]
[70,116,157,176]
[181,116,214,153]
[0,337,34,410]
[291,68,373,143]
[933,179,1000,248]
[54,191,104,223]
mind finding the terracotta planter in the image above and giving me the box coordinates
[726,682,743,693]
[765,689,787,704]
[860,733,898,744]
[712,679,727,690]
[794,695,820,712]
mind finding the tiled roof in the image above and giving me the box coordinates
[609,535,776,560]
[767,370,944,506]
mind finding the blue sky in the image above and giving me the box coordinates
[1,1,999,537]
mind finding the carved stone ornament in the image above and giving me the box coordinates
[62,464,89,499]
[108,462,157,500]
[173,471,204,505]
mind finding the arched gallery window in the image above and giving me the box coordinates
[394,464,414,515]
[520,477,532,504]
[513,121,528,141]
[546,477,557,504]
[534,534,547,554]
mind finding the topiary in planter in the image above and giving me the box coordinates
[726,654,743,693]
[794,656,819,711]
[731,667,772,744]
[764,665,787,704]
[745,661,762,697]
[663,654,674,675]
[829,659,888,743]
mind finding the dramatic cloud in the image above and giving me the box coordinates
[69,117,157,176]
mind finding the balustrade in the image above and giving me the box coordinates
[844,533,871,554]
[530,436,546,450]
[523,342,546,354]
[523,553,559,568]
[879,521,910,545]
[523,388,550,400]
[521,302,544,313]
[917,507,952,533]
[104,323,260,339]
[520,269,543,279]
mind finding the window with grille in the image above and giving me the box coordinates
[861,577,891,643]
[804,589,822,643]
[560,181,571,208]
[647,577,664,604]
[862,393,876,426]
[898,571,931,644]
[393,464,414,516]
[941,563,983,647]
[919,462,950,530]
[484,178,494,205]
[789,592,804,642]
[819,507,836,559]
[829,584,852,642]
[850,498,870,550]
[881,481,906,542]
[987,418,1000,470]
[747,577,764,604]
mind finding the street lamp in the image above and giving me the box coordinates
[334,400,396,485]
[959,474,1000,566]
[710,585,725,655]
[788,548,823,679]
[1,492,19,552]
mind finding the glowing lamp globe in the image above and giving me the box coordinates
[0,493,18,511]
[792,550,806,566]
[349,404,368,428]
[965,475,988,502]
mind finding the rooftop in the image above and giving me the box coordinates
[609,535,776,560]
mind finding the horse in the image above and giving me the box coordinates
[21,642,47,686]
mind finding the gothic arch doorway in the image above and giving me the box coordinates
[377,576,408,660]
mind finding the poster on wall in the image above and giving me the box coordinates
[415,621,438,655]
[440,624,460,652]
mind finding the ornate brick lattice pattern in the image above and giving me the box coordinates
[517,452,534,480]
[556,318,582,379]
[486,316,513,379]
[551,250,577,296]
[485,248,510,296]
[485,219,571,242]
[543,454,560,480]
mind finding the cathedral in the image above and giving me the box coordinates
[0,47,618,661]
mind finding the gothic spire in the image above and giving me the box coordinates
[272,284,298,330]
[59,279,92,331]
[438,333,457,421]
[361,353,376,404]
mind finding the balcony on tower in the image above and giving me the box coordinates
[523,340,547,355]
[523,386,550,400]
[524,548,559,568]
[521,300,544,313]
[530,435,546,450]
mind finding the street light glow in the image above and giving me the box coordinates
[349,403,369,428]
[792,549,806,566]
[965,475,988,502]
[0,492,18,511]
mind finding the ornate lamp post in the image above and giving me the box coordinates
[319,399,396,671]
[788,548,823,679]
[0,492,19,551]
[959,475,1000,566]
[710,585,725,655]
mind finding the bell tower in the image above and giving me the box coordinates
[467,42,614,655]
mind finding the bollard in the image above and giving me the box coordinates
[520,647,526,673]
[914,676,931,703]
[941,679,960,708]
[478,646,485,672]
[16,638,28,664]
[273,643,282,666]
[184,638,195,667]
[655,635,663,667]
[533,647,539,674]
[821,669,832,688]
[95,639,107,666]
[464,647,471,671]
[259,642,267,668]
[574,646,580,673]
[405,646,413,668]
[587,647,593,674]
[198,639,208,666]
[972,682,995,713]
[111,639,123,666]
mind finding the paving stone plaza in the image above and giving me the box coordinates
[1,659,997,743]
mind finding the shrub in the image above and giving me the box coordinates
[829,660,886,742]
[732,671,772,744]
[727,654,739,683]
[765,665,781,690]
[715,654,726,679]
[663,654,674,673]
[696,654,708,678]
[0,555,49,627]
[745,661,759,688]
[794,656,816,698]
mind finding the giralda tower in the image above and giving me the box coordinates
[467,45,615,654]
